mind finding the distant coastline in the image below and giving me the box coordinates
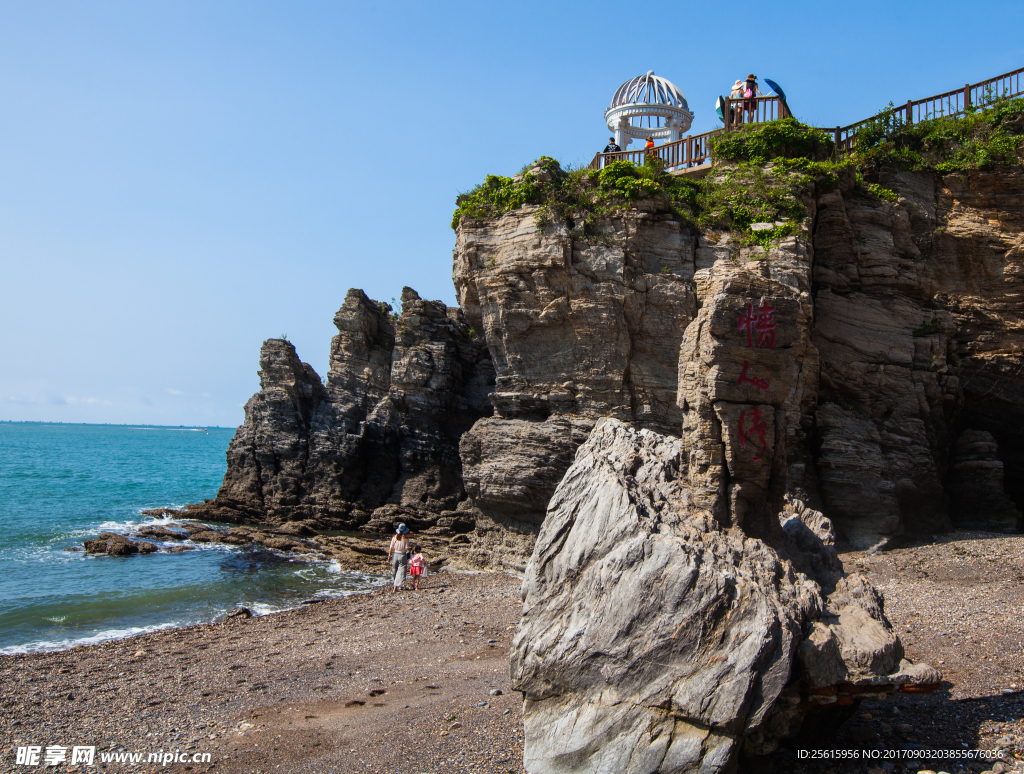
[0,420,228,429]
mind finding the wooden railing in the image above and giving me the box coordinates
[588,129,718,171]
[588,97,789,171]
[833,65,1024,154]
[586,65,1024,171]
[723,95,790,129]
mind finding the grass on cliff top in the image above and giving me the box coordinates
[851,94,1024,173]
[450,124,834,252]
[449,156,698,234]
[451,104,1023,250]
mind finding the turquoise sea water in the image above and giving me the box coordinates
[0,423,384,654]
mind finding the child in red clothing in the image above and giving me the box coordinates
[409,546,425,591]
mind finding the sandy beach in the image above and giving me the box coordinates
[3,533,1024,774]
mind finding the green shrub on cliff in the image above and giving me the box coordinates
[451,173,545,229]
[694,163,808,249]
[711,118,835,164]
[596,160,662,199]
[452,155,701,238]
[854,95,1024,173]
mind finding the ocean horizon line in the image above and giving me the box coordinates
[0,420,231,429]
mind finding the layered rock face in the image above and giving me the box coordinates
[450,165,1022,555]
[512,419,939,773]
[948,430,1022,531]
[192,287,493,530]
[678,181,821,542]
[813,167,1024,545]
[453,196,697,547]
[200,162,1022,552]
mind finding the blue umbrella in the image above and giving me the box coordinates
[764,78,787,102]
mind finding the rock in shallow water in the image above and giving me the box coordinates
[82,532,157,556]
[512,418,939,773]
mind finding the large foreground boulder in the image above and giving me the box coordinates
[511,419,939,773]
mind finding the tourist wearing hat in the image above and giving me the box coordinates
[728,80,744,126]
[603,137,621,153]
[743,74,764,122]
[387,523,411,593]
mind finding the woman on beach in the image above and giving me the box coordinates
[387,524,411,593]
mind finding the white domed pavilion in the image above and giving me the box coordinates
[605,71,694,149]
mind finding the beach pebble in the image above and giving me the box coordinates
[847,726,876,743]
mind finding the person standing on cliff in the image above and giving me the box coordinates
[387,524,411,593]
[743,74,764,121]
[729,79,744,126]
[603,137,621,153]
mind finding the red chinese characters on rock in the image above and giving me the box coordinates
[738,407,768,462]
[737,361,769,392]
[735,301,777,460]
[736,301,776,394]
[737,302,777,349]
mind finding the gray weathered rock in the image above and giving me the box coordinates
[452,187,697,562]
[512,419,940,772]
[190,287,493,531]
[812,168,1024,544]
[677,183,822,547]
[459,416,594,526]
[948,430,1022,532]
[196,160,1022,554]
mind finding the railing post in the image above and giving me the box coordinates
[835,126,840,150]
[964,83,971,110]
[906,100,913,125]
[723,98,731,131]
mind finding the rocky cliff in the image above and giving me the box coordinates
[450,158,1022,554]
[452,174,697,563]
[194,155,1022,554]
[813,165,1023,544]
[184,115,1024,772]
[187,287,494,533]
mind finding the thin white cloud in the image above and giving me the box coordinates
[166,388,185,396]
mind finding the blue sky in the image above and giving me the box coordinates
[3,0,1022,427]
